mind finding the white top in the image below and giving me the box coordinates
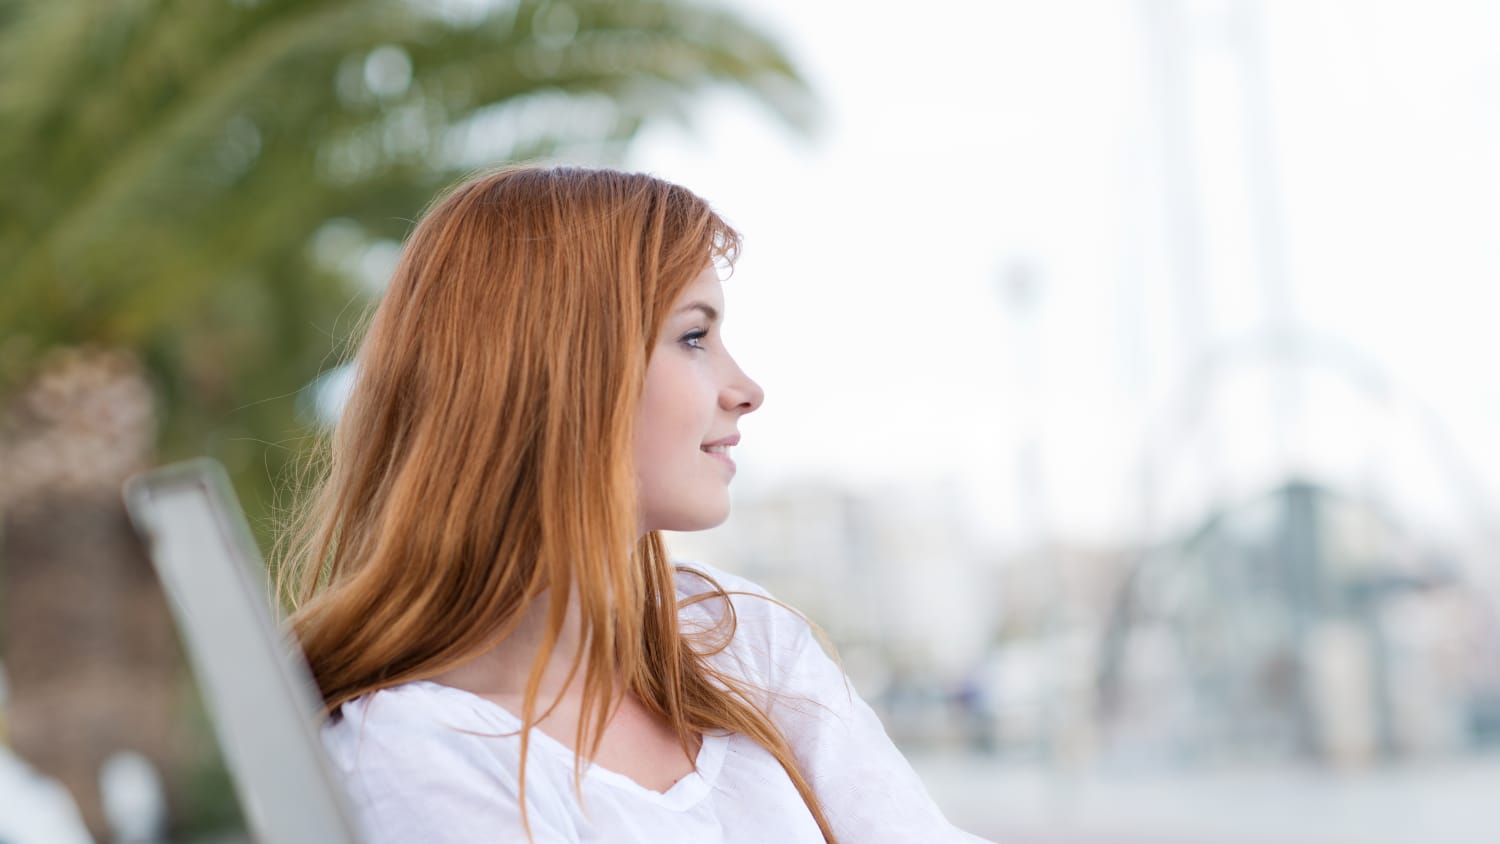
[322,561,992,843]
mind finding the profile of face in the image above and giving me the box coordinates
[634,265,764,533]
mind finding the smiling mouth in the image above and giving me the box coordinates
[701,445,736,471]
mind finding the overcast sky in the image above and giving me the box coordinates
[626,0,1500,552]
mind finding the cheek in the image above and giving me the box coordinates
[643,362,712,432]
[635,364,697,469]
[631,357,731,532]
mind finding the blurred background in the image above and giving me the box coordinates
[3,0,1499,842]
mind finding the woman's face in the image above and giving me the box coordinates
[634,265,764,533]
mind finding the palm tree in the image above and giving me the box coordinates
[0,0,810,835]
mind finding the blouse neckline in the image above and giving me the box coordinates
[403,680,730,812]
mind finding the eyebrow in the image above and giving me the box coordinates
[674,302,720,322]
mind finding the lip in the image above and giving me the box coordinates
[701,434,739,473]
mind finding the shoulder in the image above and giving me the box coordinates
[671,559,800,634]
[322,683,514,792]
[324,681,499,747]
[671,560,819,689]
[323,684,577,842]
[671,558,770,603]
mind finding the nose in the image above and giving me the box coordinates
[721,361,764,415]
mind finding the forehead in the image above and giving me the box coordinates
[674,265,725,307]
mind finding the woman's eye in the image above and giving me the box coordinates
[680,329,708,350]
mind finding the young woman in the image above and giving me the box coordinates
[279,166,988,843]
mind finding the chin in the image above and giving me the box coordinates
[647,502,731,533]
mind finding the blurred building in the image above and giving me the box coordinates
[1099,479,1500,769]
[666,476,1002,743]
[671,469,1500,775]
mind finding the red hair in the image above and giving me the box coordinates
[278,166,837,841]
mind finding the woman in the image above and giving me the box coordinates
[278,166,987,843]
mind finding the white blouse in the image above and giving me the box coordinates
[322,561,992,843]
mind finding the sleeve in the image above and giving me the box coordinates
[745,591,995,843]
[332,705,579,844]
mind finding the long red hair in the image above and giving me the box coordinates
[277,166,837,841]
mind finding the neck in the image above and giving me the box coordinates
[430,588,595,704]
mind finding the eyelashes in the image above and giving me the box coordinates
[679,328,709,351]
